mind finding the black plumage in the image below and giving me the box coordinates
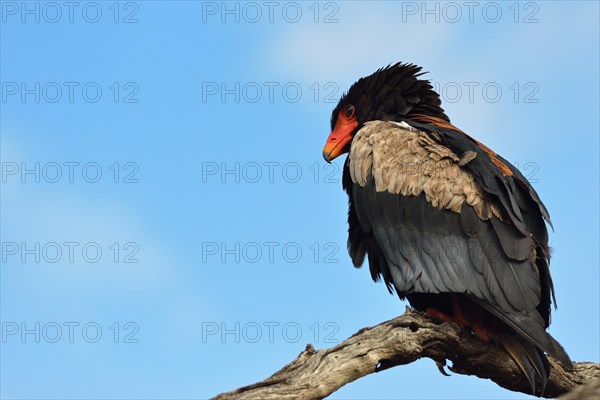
[323,63,573,395]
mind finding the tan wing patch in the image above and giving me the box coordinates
[349,121,501,220]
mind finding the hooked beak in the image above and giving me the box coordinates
[322,119,358,162]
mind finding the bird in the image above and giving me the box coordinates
[321,62,573,395]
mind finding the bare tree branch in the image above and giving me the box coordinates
[558,380,600,400]
[212,309,599,400]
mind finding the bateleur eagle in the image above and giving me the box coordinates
[322,63,572,395]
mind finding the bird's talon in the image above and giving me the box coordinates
[435,359,451,376]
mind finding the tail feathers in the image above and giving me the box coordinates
[507,311,573,369]
[547,334,574,370]
[468,296,574,368]
[499,335,549,395]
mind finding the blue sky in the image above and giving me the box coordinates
[1,1,598,399]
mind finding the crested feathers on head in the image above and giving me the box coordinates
[330,62,449,131]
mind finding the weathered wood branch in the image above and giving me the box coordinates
[212,309,599,400]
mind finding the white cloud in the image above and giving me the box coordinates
[261,3,458,83]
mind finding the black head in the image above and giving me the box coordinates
[323,63,448,162]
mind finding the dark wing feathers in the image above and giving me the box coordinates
[344,121,572,366]
[499,153,553,230]
[343,162,394,291]
[489,217,535,262]
[401,119,556,313]
[406,119,551,237]
[411,120,559,320]
[353,178,541,313]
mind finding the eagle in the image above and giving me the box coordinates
[322,63,572,394]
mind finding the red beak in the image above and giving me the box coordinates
[322,118,358,162]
